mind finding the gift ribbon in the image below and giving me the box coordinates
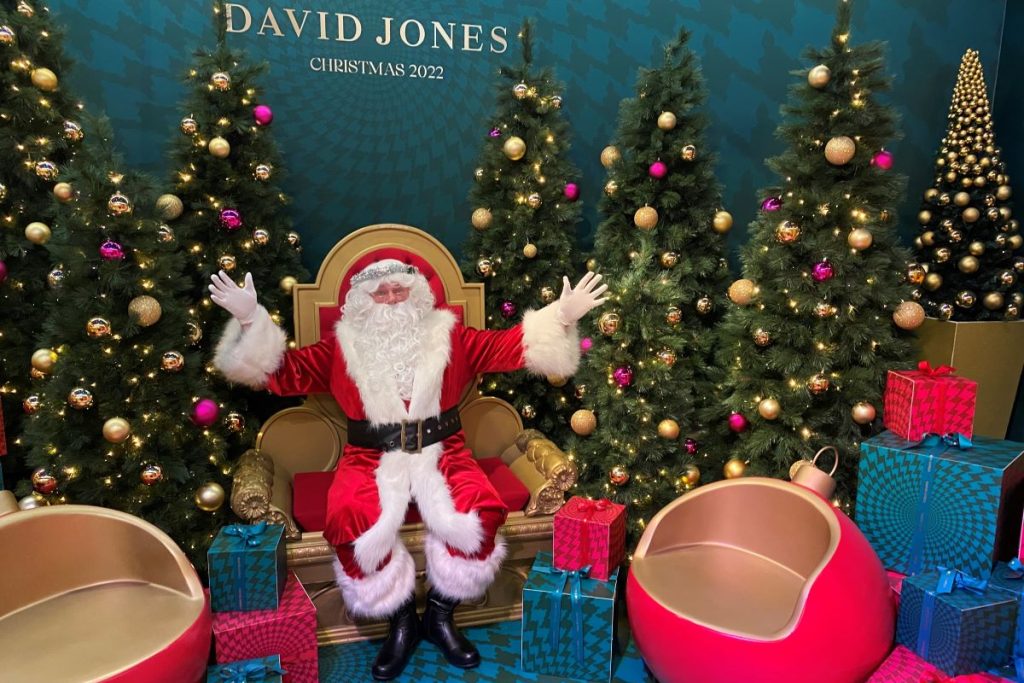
[916,568,988,660]
[906,436,973,574]
[217,660,286,682]
[222,522,268,609]
[535,562,591,664]
[917,360,956,377]
[1001,560,1024,674]
[573,499,613,567]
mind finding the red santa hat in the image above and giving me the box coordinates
[339,248,448,308]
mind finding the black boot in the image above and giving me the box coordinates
[371,597,420,681]
[422,588,480,669]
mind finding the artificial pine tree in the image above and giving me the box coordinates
[712,0,917,507]
[462,21,583,443]
[19,118,230,566]
[166,2,306,450]
[567,29,732,541]
[0,0,83,483]
[912,49,1022,320]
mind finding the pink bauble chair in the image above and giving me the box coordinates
[627,452,893,683]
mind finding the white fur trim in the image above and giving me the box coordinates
[425,534,507,602]
[335,308,456,426]
[409,445,484,555]
[352,449,413,574]
[213,306,287,389]
[333,542,416,619]
[522,302,580,378]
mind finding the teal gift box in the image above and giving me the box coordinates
[521,551,619,682]
[857,431,1024,579]
[987,561,1024,663]
[895,568,1018,676]
[208,522,287,613]
[207,654,285,682]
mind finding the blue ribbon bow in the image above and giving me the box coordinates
[217,660,286,682]
[905,435,973,574]
[535,563,591,664]
[223,521,269,547]
[916,568,988,659]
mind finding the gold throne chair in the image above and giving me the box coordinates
[230,224,576,644]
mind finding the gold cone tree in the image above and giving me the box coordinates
[912,49,1021,320]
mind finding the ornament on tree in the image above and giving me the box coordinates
[253,163,272,181]
[540,286,557,304]
[210,71,231,90]
[814,302,838,318]
[30,67,58,91]
[67,388,94,410]
[99,240,125,261]
[128,296,162,327]
[580,338,593,354]
[851,401,877,425]
[758,398,781,420]
[811,260,835,282]
[956,290,977,308]
[527,192,542,208]
[634,206,659,230]
[223,412,246,433]
[503,136,526,160]
[195,482,226,512]
[657,111,677,130]
[683,438,699,455]
[53,182,74,202]
[219,208,243,231]
[906,264,926,284]
[180,116,198,135]
[161,351,185,372]
[513,82,528,99]
[612,365,634,388]
[938,303,955,320]
[665,305,683,325]
[488,127,501,138]
[806,373,830,395]
[0,260,5,284]
[775,220,801,244]
[22,395,40,414]
[547,375,568,387]
[476,258,494,277]
[16,1,34,17]
[753,328,772,347]
[603,180,618,196]
[958,255,980,273]
[598,311,620,335]
[209,136,231,158]
[657,419,680,440]
[192,399,219,427]
[761,196,783,212]
[156,194,184,220]
[520,404,536,420]
[649,160,668,179]
[695,296,713,315]
[156,225,175,243]
[34,160,58,180]
[953,191,971,207]
[107,193,131,216]
[24,222,51,245]
[723,458,747,479]
[249,229,270,247]
[102,417,131,444]
[62,120,84,142]
[499,300,517,319]
[86,317,111,338]
[253,104,273,126]
[871,150,894,170]
[287,231,302,247]
[728,412,749,433]
[712,210,734,234]
[570,409,596,436]
[31,349,57,373]
[609,465,630,486]
[962,207,980,223]
[32,468,57,494]
[600,145,620,168]
[140,464,163,486]
[825,136,856,165]
[471,208,492,230]
[563,183,579,201]
[523,243,538,258]
[660,251,679,268]
[681,144,697,161]
[848,228,873,250]
[657,348,677,367]
[728,279,757,305]
[0,25,13,45]
[983,292,1005,310]
[280,275,297,293]
[934,247,952,262]
[0,182,6,202]
[807,64,831,88]
[925,272,943,291]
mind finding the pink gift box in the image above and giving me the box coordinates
[883,362,976,442]
[887,570,906,609]
[867,646,947,682]
[553,496,626,582]
[213,572,318,683]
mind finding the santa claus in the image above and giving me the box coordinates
[210,254,606,680]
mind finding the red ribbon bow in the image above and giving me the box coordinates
[917,360,955,377]
[575,498,612,520]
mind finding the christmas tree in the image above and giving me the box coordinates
[461,22,583,443]
[18,117,230,566]
[712,0,917,506]
[0,0,84,483]
[912,49,1022,320]
[567,29,733,541]
[166,2,307,449]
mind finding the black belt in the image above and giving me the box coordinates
[347,407,462,454]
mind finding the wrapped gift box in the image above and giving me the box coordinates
[553,496,626,581]
[521,552,620,682]
[896,569,1018,676]
[208,522,287,612]
[207,655,285,682]
[857,431,1024,578]
[866,645,947,682]
[889,570,908,610]
[213,572,318,683]
[883,362,977,443]
[985,562,1024,663]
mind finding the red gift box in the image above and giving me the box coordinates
[552,496,626,581]
[213,572,318,683]
[867,645,947,682]
[883,362,977,442]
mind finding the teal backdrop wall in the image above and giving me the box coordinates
[45,0,1024,435]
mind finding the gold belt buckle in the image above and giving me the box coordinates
[400,420,423,454]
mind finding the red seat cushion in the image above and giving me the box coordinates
[291,457,531,533]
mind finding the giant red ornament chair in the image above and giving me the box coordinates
[627,450,893,683]
[0,493,211,682]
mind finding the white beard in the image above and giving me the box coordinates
[348,300,426,401]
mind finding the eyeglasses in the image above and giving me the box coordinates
[370,282,411,304]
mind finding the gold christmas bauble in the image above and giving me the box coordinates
[925,272,943,291]
[22,395,41,414]
[681,144,698,162]
[540,286,557,304]
[825,136,856,165]
[997,185,1013,201]
[503,136,526,161]
[180,116,198,135]
[155,194,184,220]
[252,228,270,246]
[128,295,162,327]
[984,292,1005,310]
[918,210,933,225]
[53,182,74,202]
[600,145,620,168]
[476,258,494,277]
[728,279,757,306]
[224,412,245,433]
[68,387,94,410]
[949,230,964,243]
[1001,270,1018,286]
[775,220,801,244]
[597,311,620,336]
[753,328,772,347]
[807,373,830,395]
[547,374,568,388]
[852,401,876,425]
[16,2,34,17]
[1010,235,1024,250]
[570,409,597,436]
[956,290,977,308]
[102,417,131,444]
[140,463,163,486]
[963,207,980,223]
[682,464,701,487]
[527,192,542,208]
[657,348,677,367]
[921,231,936,247]
[521,404,536,420]
[280,276,298,293]
[758,397,781,420]
[660,251,679,268]
[218,255,237,272]
[86,317,111,338]
[712,210,733,234]
[0,25,14,45]
[287,231,301,247]
[954,191,971,206]
[523,243,538,259]
[934,247,952,263]
[958,255,980,273]
[938,302,954,320]
[161,351,185,372]
[695,296,713,315]
[723,458,747,479]
[634,206,659,230]
[665,305,683,325]
[253,163,272,181]
[609,465,630,486]
[31,348,57,373]
[107,193,132,216]
[209,136,231,158]
[893,301,926,330]
[848,228,873,249]
[657,419,680,440]
[24,221,51,245]
[210,71,231,90]
[906,264,926,285]
[657,111,677,130]
[807,64,831,88]
[513,82,528,99]
[604,180,618,196]
[30,67,58,91]
[195,482,226,512]
[63,122,83,143]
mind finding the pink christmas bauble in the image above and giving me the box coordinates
[253,105,274,126]
[728,412,749,433]
[649,161,668,179]
[811,260,835,283]
[219,208,243,231]
[192,399,219,427]
[563,183,580,201]
[871,149,894,171]
[761,196,782,212]
[489,127,501,138]
[99,240,125,261]
[0,260,6,284]
[500,300,517,319]
[580,337,593,353]
[683,438,698,455]
[613,365,634,388]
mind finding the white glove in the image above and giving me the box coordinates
[209,271,259,327]
[556,272,609,325]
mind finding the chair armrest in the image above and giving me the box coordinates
[508,436,577,517]
[231,449,301,540]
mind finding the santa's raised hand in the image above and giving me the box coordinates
[556,271,609,326]
[209,270,259,327]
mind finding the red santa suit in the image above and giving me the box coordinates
[213,250,581,620]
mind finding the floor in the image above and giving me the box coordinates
[317,618,655,682]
